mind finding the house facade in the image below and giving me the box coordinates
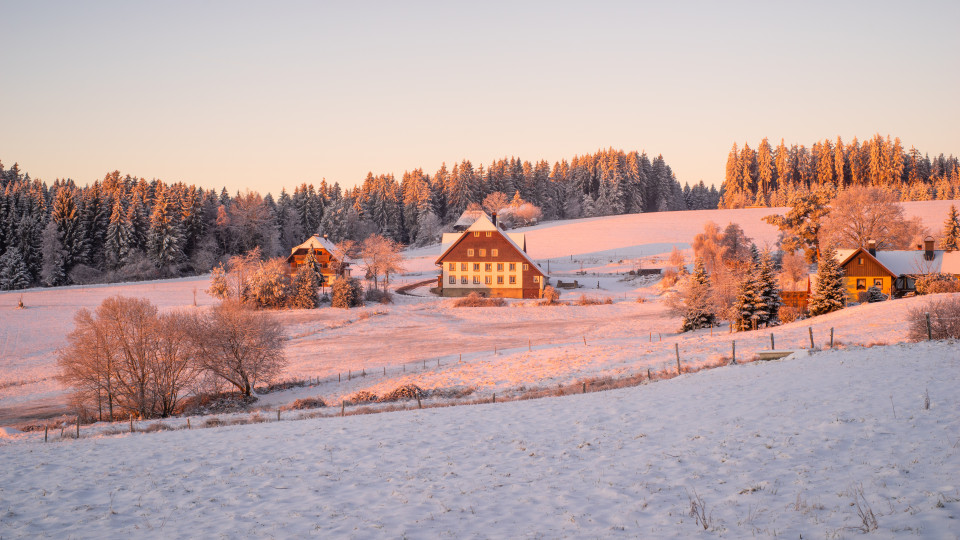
[435,214,547,299]
[285,235,351,285]
[835,247,897,302]
[831,238,960,301]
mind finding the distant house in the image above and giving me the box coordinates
[435,213,548,299]
[828,238,960,301]
[285,235,352,285]
[451,209,488,232]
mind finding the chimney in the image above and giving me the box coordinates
[924,236,935,261]
[867,240,876,257]
[491,212,498,228]
[323,234,328,239]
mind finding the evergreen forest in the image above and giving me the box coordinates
[0,148,716,289]
[720,134,960,208]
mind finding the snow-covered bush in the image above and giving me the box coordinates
[540,286,561,305]
[377,384,426,402]
[332,277,364,308]
[908,297,960,340]
[286,397,327,410]
[452,292,506,307]
[866,286,888,303]
[915,274,960,295]
[348,390,378,404]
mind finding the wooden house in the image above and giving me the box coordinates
[829,238,960,300]
[834,246,897,302]
[435,214,548,299]
[285,235,352,285]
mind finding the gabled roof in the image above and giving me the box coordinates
[286,235,350,263]
[834,246,950,276]
[453,209,490,231]
[436,215,547,276]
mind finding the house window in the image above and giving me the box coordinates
[460,262,467,271]
[473,276,480,284]
[473,263,480,271]
[856,278,866,290]
[509,263,516,271]
[474,232,480,237]
[479,249,486,257]
[486,232,492,237]
[485,276,492,285]
[497,276,504,284]
[533,276,540,283]
[461,276,468,284]
[448,262,456,271]
[523,263,529,271]
[485,263,492,271]
[496,263,504,271]
[449,275,456,284]
[509,275,516,284]
[858,257,863,265]
[873,278,883,288]
[467,249,474,257]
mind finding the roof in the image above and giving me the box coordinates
[452,209,490,231]
[435,215,547,276]
[286,235,350,263]
[834,246,952,276]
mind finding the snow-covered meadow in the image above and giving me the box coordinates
[1,201,959,537]
[1,341,957,538]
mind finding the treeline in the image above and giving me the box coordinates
[720,134,960,208]
[0,149,713,290]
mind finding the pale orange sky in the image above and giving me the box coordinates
[2,1,958,194]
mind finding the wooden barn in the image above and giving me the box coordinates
[285,235,352,285]
[435,213,548,299]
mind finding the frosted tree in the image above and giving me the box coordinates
[678,257,715,332]
[0,247,31,290]
[940,204,960,250]
[809,246,846,316]
[207,263,230,299]
[758,249,781,325]
[105,198,132,269]
[147,185,184,269]
[288,263,321,309]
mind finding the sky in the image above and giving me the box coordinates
[2,1,958,195]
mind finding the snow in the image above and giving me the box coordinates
[0,341,956,537]
[1,201,959,536]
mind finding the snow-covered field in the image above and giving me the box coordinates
[1,201,959,537]
[1,341,957,538]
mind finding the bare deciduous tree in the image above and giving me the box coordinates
[191,301,286,396]
[361,234,405,292]
[820,186,928,249]
[482,192,509,215]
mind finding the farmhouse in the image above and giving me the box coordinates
[435,213,547,298]
[285,235,352,284]
[832,238,960,301]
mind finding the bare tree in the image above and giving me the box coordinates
[360,234,406,292]
[151,311,201,417]
[482,192,509,215]
[779,249,809,291]
[191,301,286,396]
[820,186,928,249]
[58,308,117,421]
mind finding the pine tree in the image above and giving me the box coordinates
[105,198,132,269]
[680,257,715,331]
[940,204,960,250]
[758,249,781,325]
[809,246,846,316]
[0,247,31,290]
[288,264,321,309]
[147,185,184,269]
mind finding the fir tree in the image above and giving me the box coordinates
[940,204,960,250]
[809,246,846,316]
[288,264,321,309]
[105,198,132,269]
[147,185,184,269]
[758,249,781,325]
[0,247,31,290]
[680,258,715,332]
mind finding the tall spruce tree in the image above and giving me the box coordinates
[147,185,184,269]
[809,246,846,316]
[940,204,960,250]
[680,257,715,331]
[758,249,781,325]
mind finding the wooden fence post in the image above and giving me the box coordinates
[44,425,48,442]
[808,327,815,348]
[582,382,586,394]
[76,416,80,439]
[492,393,496,403]
[830,328,834,348]
[675,343,681,375]
[926,312,932,340]
[647,367,652,380]
[341,401,345,417]
[416,394,422,409]
[770,333,775,350]
[277,410,281,421]
[731,340,736,365]
[187,418,191,430]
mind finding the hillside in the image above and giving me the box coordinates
[1,340,957,537]
[1,200,956,424]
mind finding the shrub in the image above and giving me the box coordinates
[866,285,888,303]
[332,277,364,308]
[779,305,803,323]
[908,296,960,340]
[540,286,561,305]
[575,294,604,306]
[348,390,378,404]
[453,292,506,307]
[287,397,327,410]
[915,274,960,295]
[364,288,393,304]
[378,384,426,402]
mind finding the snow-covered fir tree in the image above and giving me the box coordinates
[0,247,31,290]
[288,263,321,309]
[941,204,960,250]
[809,246,846,316]
[147,185,184,269]
[680,257,715,331]
[758,249,782,325]
[105,198,132,269]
